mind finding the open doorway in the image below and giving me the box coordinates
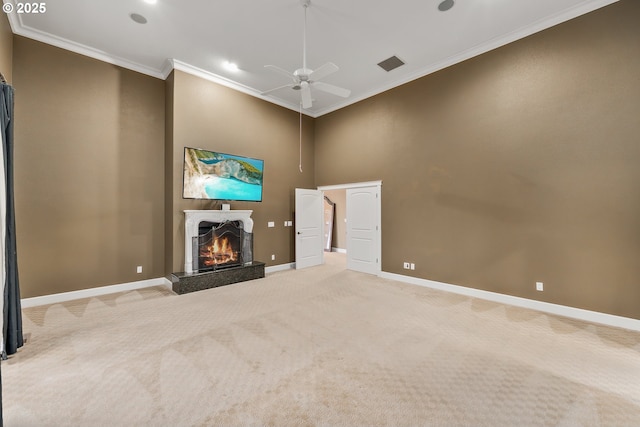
[318,181,382,275]
[323,189,347,253]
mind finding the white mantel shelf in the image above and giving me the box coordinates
[184,210,254,273]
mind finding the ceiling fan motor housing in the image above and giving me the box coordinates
[294,68,312,81]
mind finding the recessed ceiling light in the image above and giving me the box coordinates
[143,0,157,4]
[223,61,239,72]
[438,0,454,12]
[130,13,147,24]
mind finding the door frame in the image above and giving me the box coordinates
[317,180,382,275]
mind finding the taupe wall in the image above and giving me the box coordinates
[315,1,640,319]
[13,37,166,298]
[0,13,11,82]
[10,37,314,297]
[167,70,315,273]
[164,72,175,275]
[8,1,640,321]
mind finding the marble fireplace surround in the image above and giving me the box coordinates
[184,210,254,274]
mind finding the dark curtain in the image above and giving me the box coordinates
[1,83,23,360]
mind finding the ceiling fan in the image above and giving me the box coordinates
[261,0,351,110]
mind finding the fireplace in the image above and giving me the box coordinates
[183,210,254,274]
[194,221,243,271]
[174,210,264,294]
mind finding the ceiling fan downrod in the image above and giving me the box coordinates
[301,0,310,77]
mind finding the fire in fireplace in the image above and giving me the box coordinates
[201,235,237,266]
[193,221,243,271]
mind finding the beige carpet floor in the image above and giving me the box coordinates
[3,253,640,426]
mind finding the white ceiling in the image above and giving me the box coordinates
[6,0,618,117]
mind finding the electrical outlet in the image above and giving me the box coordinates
[271,254,275,261]
[410,263,415,270]
[136,266,143,274]
[536,282,544,291]
[403,262,410,269]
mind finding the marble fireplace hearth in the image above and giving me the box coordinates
[172,210,265,295]
[171,261,265,295]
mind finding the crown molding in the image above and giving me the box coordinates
[5,0,619,117]
[169,59,314,117]
[312,0,620,117]
[8,18,166,79]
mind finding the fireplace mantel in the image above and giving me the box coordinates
[184,210,254,273]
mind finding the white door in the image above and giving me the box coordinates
[347,186,380,274]
[295,188,324,269]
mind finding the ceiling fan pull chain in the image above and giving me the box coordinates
[299,102,303,173]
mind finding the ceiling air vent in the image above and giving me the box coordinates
[377,55,405,72]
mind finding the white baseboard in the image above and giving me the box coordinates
[379,272,640,332]
[24,268,637,333]
[21,277,173,308]
[20,262,297,308]
[265,262,295,274]
[331,248,347,254]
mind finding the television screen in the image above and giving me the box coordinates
[183,147,264,202]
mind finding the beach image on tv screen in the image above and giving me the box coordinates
[183,148,264,201]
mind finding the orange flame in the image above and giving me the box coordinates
[201,236,238,266]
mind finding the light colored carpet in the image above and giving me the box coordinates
[3,253,640,426]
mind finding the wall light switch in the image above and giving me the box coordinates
[271,254,276,260]
[287,221,293,226]
[268,221,275,228]
[536,282,544,291]
[284,221,288,227]
[136,266,143,273]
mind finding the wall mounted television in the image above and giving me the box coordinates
[182,147,264,202]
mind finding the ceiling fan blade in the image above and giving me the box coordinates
[309,62,339,82]
[312,81,351,98]
[260,84,294,96]
[301,82,312,109]
[264,65,297,82]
